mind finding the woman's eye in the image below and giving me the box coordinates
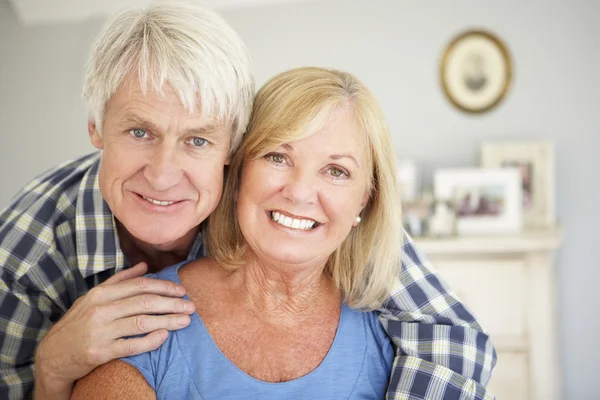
[130,128,148,139]
[328,167,348,178]
[191,137,208,147]
[267,154,286,164]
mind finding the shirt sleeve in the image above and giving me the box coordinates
[119,327,181,394]
[378,231,497,400]
[0,251,75,400]
[120,352,157,391]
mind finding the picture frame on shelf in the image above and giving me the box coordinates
[402,199,431,238]
[396,158,420,202]
[481,141,555,228]
[434,168,522,235]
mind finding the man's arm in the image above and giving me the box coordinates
[0,255,193,400]
[379,232,497,400]
[0,260,57,400]
[71,361,155,400]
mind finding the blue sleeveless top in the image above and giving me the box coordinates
[121,262,394,399]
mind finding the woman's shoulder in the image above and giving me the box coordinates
[72,360,156,400]
[342,306,394,365]
[119,321,196,393]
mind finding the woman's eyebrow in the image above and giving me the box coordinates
[281,143,360,167]
[330,154,359,167]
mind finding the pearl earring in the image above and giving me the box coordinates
[355,216,361,224]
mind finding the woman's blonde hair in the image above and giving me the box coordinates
[82,0,254,154]
[207,67,402,309]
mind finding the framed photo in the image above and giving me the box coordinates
[434,168,523,235]
[481,141,556,228]
[440,30,513,114]
[402,199,431,238]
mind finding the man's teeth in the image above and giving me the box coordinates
[142,195,175,206]
[271,211,316,230]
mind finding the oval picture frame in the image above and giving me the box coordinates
[440,30,513,114]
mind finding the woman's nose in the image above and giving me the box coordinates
[281,169,317,204]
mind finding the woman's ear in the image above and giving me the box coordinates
[353,190,370,227]
[360,189,370,209]
[88,121,104,150]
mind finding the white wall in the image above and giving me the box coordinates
[1,0,599,397]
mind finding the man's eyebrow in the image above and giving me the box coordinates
[184,124,225,139]
[120,113,225,138]
[121,114,161,133]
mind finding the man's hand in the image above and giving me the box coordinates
[34,262,195,399]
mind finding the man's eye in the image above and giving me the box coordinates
[130,128,148,139]
[191,137,208,147]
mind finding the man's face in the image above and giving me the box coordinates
[89,76,232,251]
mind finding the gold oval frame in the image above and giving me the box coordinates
[440,30,513,114]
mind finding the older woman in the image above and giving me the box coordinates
[72,67,403,399]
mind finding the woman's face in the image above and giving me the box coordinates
[236,107,370,270]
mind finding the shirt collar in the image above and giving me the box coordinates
[75,155,125,278]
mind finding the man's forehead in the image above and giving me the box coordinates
[111,74,198,112]
[110,84,224,124]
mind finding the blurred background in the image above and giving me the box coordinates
[0,0,598,398]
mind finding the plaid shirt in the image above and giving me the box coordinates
[0,153,496,399]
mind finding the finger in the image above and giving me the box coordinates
[102,262,148,285]
[110,314,191,340]
[108,294,195,319]
[88,276,186,303]
[110,329,170,358]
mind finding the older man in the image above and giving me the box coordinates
[0,1,495,399]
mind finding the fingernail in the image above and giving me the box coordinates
[178,316,190,326]
[159,330,169,341]
[184,302,195,313]
[176,285,185,295]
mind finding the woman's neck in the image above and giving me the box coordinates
[234,255,340,325]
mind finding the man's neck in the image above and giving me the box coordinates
[116,221,198,272]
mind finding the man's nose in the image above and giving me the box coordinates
[143,144,183,192]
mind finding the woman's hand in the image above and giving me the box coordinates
[33,262,195,400]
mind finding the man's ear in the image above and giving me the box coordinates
[88,121,104,150]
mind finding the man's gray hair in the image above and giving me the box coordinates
[82,0,254,152]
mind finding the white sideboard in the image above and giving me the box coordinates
[414,228,563,400]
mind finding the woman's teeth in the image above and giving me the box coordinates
[142,195,175,206]
[270,211,316,230]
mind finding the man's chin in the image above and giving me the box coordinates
[137,230,190,249]
[124,223,197,251]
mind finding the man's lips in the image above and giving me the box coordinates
[133,192,188,208]
[140,195,177,206]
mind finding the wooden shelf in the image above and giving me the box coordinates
[493,336,529,353]
[413,227,562,255]
[414,227,563,399]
